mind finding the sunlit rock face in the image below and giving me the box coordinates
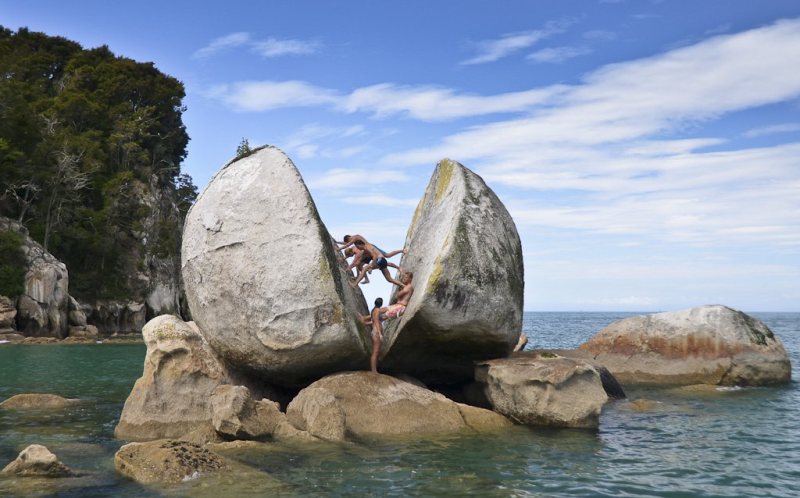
[381,159,524,385]
[181,146,369,387]
[579,305,792,386]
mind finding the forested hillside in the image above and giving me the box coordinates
[0,27,196,302]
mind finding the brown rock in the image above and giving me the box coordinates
[210,385,285,440]
[0,394,81,410]
[286,371,491,441]
[579,305,791,386]
[114,440,228,484]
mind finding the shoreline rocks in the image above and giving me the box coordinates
[381,159,524,385]
[114,440,228,484]
[0,393,82,410]
[579,305,791,386]
[181,146,369,387]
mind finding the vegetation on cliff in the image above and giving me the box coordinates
[0,27,197,300]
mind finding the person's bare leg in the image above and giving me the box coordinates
[370,333,380,373]
[383,248,407,258]
[381,267,404,287]
[350,264,372,287]
[387,262,400,270]
[358,262,370,283]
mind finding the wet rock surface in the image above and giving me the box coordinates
[1,444,73,477]
[114,440,228,484]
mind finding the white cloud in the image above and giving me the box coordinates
[251,38,320,57]
[461,19,578,65]
[210,81,338,112]
[742,122,800,138]
[193,32,250,59]
[342,195,419,208]
[308,168,410,190]
[527,45,593,63]
[193,33,319,60]
[584,30,617,41]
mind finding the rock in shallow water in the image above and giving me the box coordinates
[182,146,369,387]
[114,440,228,484]
[382,159,524,384]
[0,393,81,410]
[475,352,611,429]
[286,372,511,441]
[579,305,791,386]
[115,315,229,441]
[1,444,73,477]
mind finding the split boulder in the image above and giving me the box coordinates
[381,159,524,384]
[181,146,369,387]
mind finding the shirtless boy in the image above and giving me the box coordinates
[361,272,414,324]
[368,297,384,373]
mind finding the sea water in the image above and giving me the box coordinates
[0,312,798,497]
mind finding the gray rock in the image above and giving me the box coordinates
[115,315,230,440]
[475,352,611,429]
[80,300,146,335]
[182,146,369,387]
[67,296,87,326]
[286,371,511,442]
[579,305,792,386]
[0,295,16,329]
[1,444,73,477]
[381,159,524,384]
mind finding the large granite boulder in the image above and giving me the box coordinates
[475,352,612,429]
[381,159,524,384]
[182,146,369,387]
[1,445,73,478]
[115,315,230,440]
[579,305,791,386]
[286,371,511,442]
[0,217,69,338]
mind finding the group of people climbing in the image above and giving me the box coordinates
[336,234,414,373]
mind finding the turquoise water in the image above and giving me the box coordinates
[0,313,798,497]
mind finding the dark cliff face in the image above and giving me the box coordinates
[0,27,196,335]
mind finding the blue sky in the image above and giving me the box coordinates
[3,1,799,311]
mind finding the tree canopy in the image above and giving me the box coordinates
[0,27,197,300]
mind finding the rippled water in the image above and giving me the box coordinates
[0,313,798,497]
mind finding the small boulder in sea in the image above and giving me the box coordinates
[115,315,229,441]
[381,159,524,384]
[114,440,228,484]
[181,146,369,387]
[579,305,791,386]
[1,444,73,478]
[0,393,81,410]
[475,352,612,429]
[286,372,511,442]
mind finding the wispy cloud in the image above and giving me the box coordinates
[251,38,320,57]
[742,122,800,138]
[193,32,320,60]
[527,45,593,63]
[461,19,577,65]
[193,32,250,59]
[342,195,419,208]
[207,81,337,111]
[308,168,410,190]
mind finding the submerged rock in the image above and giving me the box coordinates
[475,352,611,429]
[579,305,791,386]
[182,146,369,387]
[1,444,73,477]
[0,393,81,410]
[382,159,524,384]
[115,315,229,441]
[286,371,510,442]
[114,440,228,484]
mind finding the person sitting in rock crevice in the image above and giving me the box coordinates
[361,272,414,324]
